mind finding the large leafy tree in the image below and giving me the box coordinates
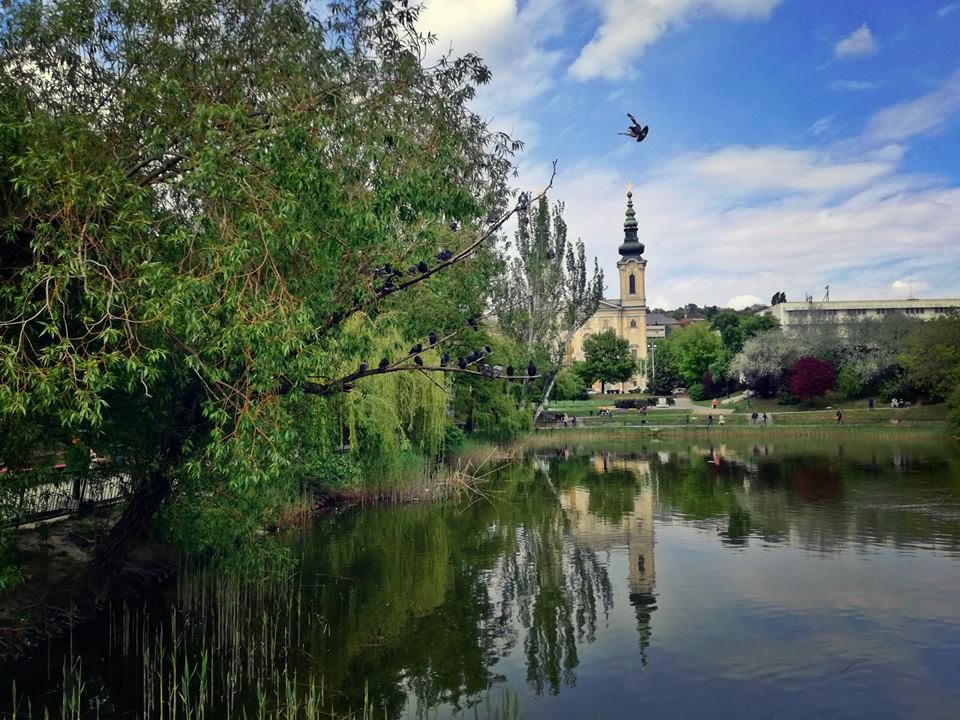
[0,0,534,599]
[899,314,960,402]
[575,330,637,394]
[729,328,796,396]
[710,309,778,355]
[660,322,724,386]
[492,194,602,421]
[788,356,836,403]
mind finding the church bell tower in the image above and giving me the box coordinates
[617,187,648,389]
[617,189,646,306]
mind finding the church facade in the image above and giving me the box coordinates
[567,190,674,392]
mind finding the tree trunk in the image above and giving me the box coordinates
[533,369,560,425]
[81,466,173,603]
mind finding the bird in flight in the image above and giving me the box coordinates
[620,113,649,143]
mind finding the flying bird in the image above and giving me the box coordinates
[620,113,649,143]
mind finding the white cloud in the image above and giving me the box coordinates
[514,138,960,309]
[829,79,878,91]
[727,295,763,309]
[834,23,878,59]
[649,295,674,310]
[891,279,930,297]
[568,0,783,81]
[416,0,565,146]
[863,69,960,143]
[809,114,837,136]
[686,146,896,195]
[937,3,960,18]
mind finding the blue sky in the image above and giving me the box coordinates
[417,0,960,309]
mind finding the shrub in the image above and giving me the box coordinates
[442,423,466,456]
[836,366,862,399]
[687,383,705,401]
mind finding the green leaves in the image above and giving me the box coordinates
[576,330,638,392]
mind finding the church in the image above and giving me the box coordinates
[566,189,677,392]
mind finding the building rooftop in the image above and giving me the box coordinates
[647,312,680,325]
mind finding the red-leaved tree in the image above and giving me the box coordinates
[788,356,836,402]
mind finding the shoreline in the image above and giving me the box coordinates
[0,489,357,668]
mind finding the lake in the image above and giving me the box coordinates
[4,436,960,719]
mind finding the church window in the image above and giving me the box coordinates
[630,346,638,358]
[630,319,637,329]
[629,274,636,295]
[602,319,609,328]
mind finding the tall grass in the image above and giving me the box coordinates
[8,550,518,720]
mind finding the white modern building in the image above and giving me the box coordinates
[759,298,960,330]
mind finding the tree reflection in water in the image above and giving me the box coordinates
[8,439,960,719]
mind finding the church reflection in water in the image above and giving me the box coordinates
[556,451,658,667]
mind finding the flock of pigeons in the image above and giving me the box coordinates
[356,316,536,382]
[356,111,647,386]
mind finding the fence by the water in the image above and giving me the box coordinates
[1,464,127,527]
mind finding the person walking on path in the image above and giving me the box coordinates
[711,398,718,409]
[751,411,759,425]
[835,409,843,424]
[718,414,726,426]
[867,396,874,410]
[762,412,768,426]
[707,414,714,427]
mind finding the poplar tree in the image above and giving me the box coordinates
[493,195,603,421]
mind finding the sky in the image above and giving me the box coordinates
[415,0,960,310]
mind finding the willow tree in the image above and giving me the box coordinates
[493,195,602,422]
[0,0,542,600]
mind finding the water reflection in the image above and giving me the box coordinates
[551,452,658,666]
[3,437,960,719]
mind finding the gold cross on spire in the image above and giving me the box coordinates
[626,181,634,192]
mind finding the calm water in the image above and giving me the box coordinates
[5,437,960,719]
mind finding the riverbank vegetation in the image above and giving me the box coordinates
[0,0,566,608]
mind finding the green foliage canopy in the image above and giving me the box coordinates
[0,0,530,588]
[575,330,637,393]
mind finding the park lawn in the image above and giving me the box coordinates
[572,403,948,428]
[549,397,682,413]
